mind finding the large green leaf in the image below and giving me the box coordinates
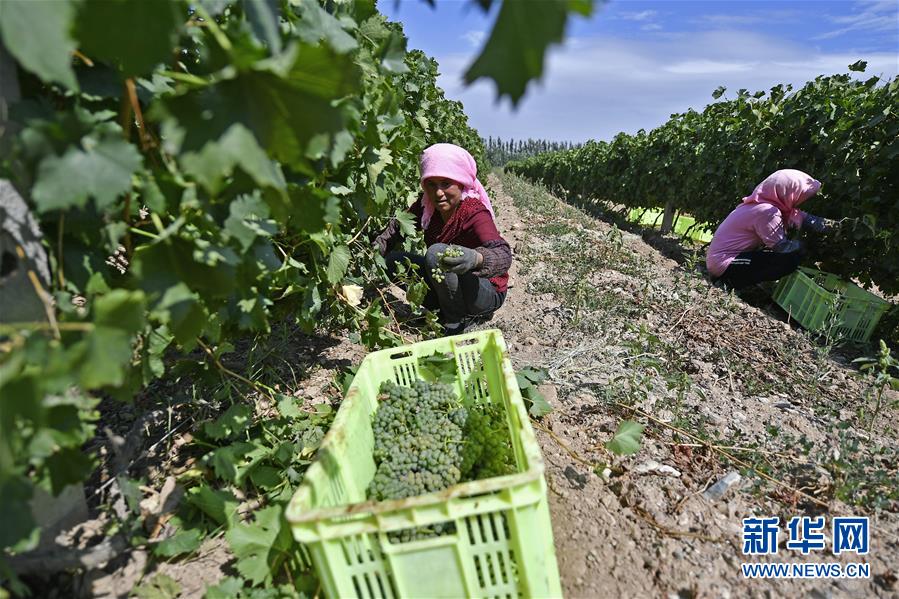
[464,0,592,106]
[0,0,78,90]
[244,0,282,54]
[132,238,237,298]
[94,289,146,332]
[76,326,135,388]
[163,42,360,170]
[224,193,278,251]
[45,448,94,494]
[225,505,293,586]
[0,476,37,551]
[605,420,644,456]
[326,245,351,284]
[288,186,341,234]
[181,124,286,196]
[205,404,252,441]
[295,1,358,54]
[186,485,239,528]
[153,528,203,558]
[75,0,186,77]
[31,136,143,213]
[151,283,205,346]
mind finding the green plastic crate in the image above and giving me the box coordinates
[772,267,890,342]
[626,208,712,243]
[285,329,562,599]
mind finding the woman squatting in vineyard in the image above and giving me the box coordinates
[373,143,511,335]
[706,169,834,289]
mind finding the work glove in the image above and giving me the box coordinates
[440,245,481,275]
[803,213,835,233]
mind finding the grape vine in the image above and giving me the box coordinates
[509,65,899,298]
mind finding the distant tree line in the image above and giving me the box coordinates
[484,136,582,167]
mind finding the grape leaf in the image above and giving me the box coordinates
[244,0,282,54]
[395,210,417,236]
[464,0,592,106]
[209,442,255,484]
[72,326,135,389]
[75,0,186,77]
[378,28,409,74]
[295,1,359,53]
[605,420,644,456]
[287,186,341,233]
[94,290,146,332]
[46,449,94,495]
[276,394,303,418]
[225,505,293,586]
[163,42,360,170]
[153,528,203,557]
[151,283,205,346]
[0,476,37,551]
[364,147,394,183]
[203,577,245,599]
[186,486,239,528]
[205,404,253,441]
[31,137,143,213]
[181,124,286,196]
[517,366,548,385]
[132,574,181,599]
[326,245,351,284]
[524,388,553,418]
[249,466,280,490]
[418,351,458,385]
[0,0,78,90]
[132,237,237,298]
[224,193,278,251]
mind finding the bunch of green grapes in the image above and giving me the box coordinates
[368,380,466,502]
[461,402,516,480]
[368,380,516,541]
[430,246,465,283]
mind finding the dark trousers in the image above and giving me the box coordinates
[717,249,804,290]
[385,243,505,326]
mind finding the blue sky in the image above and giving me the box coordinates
[380,0,899,143]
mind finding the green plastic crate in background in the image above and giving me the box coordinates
[285,329,561,599]
[626,208,713,243]
[772,267,891,342]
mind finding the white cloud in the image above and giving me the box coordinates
[430,30,898,143]
[642,23,663,32]
[817,0,899,39]
[665,60,758,75]
[694,10,802,27]
[463,30,486,48]
[619,10,657,22]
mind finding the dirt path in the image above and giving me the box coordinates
[483,171,898,599]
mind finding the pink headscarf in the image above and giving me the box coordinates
[419,143,495,229]
[741,169,821,229]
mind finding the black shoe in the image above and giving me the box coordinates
[443,321,466,336]
[442,312,495,336]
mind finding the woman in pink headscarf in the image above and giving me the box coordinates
[373,143,512,335]
[706,169,832,289]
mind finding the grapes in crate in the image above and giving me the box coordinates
[367,379,515,540]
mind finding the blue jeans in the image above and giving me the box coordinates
[385,243,505,327]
